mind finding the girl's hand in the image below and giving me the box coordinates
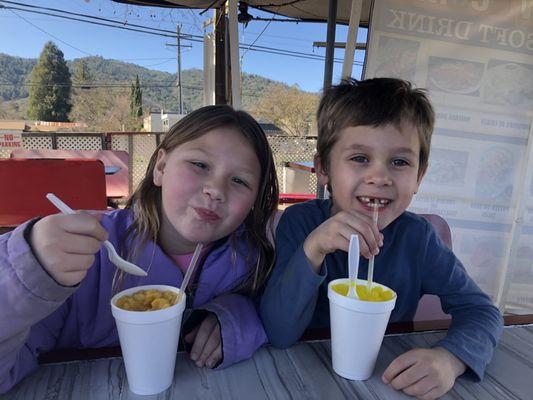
[184,313,222,368]
[303,210,383,272]
[382,347,466,400]
[30,213,108,286]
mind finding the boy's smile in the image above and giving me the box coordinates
[316,123,425,230]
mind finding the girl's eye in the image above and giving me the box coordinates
[190,161,208,170]
[350,155,368,163]
[391,159,410,167]
[232,177,250,188]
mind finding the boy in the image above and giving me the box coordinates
[260,78,503,399]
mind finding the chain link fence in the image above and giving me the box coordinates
[267,135,317,194]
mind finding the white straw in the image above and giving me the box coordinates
[178,243,203,300]
[366,204,379,292]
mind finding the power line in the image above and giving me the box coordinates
[0,5,181,39]
[1,0,186,36]
[199,0,223,16]
[9,4,195,69]
[138,58,175,67]
[0,1,363,66]
[253,0,304,6]
[0,82,187,88]
[113,57,176,60]
[6,8,93,56]
[240,6,278,61]
[0,81,262,99]
[0,81,315,98]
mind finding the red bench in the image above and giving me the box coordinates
[279,193,316,204]
[11,149,129,199]
[0,158,107,230]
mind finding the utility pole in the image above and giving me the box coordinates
[317,0,338,199]
[166,28,191,113]
[177,25,183,114]
[203,17,216,106]
[214,4,227,105]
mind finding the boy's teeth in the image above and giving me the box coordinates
[358,196,390,206]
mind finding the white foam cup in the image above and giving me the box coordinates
[111,284,186,395]
[328,278,396,380]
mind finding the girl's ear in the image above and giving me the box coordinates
[153,149,167,187]
[314,154,330,187]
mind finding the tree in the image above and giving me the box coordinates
[70,61,140,132]
[0,100,25,120]
[28,41,71,122]
[70,59,94,121]
[70,59,102,130]
[249,85,319,136]
[70,87,133,132]
[72,59,93,89]
[130,75,143,131]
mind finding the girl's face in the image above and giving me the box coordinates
[316,123,425,230]
[153,127,261,254]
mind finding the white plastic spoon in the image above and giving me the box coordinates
[46,193,148,277]
[347,234,360,298]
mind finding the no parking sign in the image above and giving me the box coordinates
[0,132,22,148]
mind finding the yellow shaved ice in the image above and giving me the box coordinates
[331,283,394,302]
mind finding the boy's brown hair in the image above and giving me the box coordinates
[316,77,435,178]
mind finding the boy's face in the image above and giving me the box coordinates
[316,123,425,230]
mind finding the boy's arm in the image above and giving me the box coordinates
[421,224,503,381]
[260,210,326,348]
[0,221,75,394]
[184,293,267,368]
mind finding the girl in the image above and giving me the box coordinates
[0,105,279,394]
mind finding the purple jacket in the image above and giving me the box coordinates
[0,209,267,394]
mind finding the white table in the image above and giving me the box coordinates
[3,325,531,399]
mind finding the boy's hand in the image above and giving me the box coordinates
[382,347,466,399]
[303,210,383,272]
[184,313,222,368]
[30,213,108,286]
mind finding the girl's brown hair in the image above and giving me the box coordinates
[123,105,278,296]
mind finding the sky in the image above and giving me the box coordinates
[0,0,367,93]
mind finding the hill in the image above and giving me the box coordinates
[0,53,298,116]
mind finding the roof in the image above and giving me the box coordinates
[148,111,182,115]
[0,121,28,131]
[30,121,88,132]
[111,0,372,25]
[259,122,283,134]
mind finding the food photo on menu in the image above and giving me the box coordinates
[422,147,469,188]
[474,145,517,202]
[427,56,485,96]
[482,59,533,107]
[372,36,420,81]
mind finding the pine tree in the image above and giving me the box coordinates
[72,59,93,89]
[70,58,101,128]
[28,41,71,122]
[130,75,143,131]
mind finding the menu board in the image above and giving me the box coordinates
[365,0,533,311]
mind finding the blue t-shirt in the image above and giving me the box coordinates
[260,200,503,380]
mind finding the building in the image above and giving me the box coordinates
[259,123,283,135]
[0,121,28,133]
[0,120,87,133]
[143,110,184,132]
